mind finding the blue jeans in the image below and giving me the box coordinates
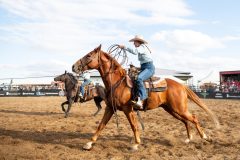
[80,79,91,96]
[136,62,155,100]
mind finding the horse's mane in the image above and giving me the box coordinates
[67,72,78,84]
[101,50,126,75]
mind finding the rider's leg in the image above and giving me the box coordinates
[134,62,155,108]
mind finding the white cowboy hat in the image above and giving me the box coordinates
[129,35,148,44]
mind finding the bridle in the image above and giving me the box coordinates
[77,50,102,74]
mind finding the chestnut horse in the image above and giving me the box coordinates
[72,45,219,151]
[54,71,106,118]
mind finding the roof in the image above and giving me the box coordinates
[220,70,240,75]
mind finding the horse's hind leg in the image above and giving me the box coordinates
[162,105,192,143]
[61,101,68,112]
[179,110,208,141]
[93,97,102,116]
[83,106,114,150]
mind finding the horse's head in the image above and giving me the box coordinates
[72,45,102,74]
[54,71,68,82]
[54,71,77,84]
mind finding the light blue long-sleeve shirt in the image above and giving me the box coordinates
[125,45,153,65]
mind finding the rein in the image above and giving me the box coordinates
[107,56,126,129]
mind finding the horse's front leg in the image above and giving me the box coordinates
[61,101,68,112]
[65,99,73,118]
[123,107,141,151]
[83,106,113,150]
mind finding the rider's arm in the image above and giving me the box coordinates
[125,47,137,55]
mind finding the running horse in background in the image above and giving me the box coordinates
[54,71,106,118]
[72,45,219,151]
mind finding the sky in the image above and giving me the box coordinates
[0,0,239,85]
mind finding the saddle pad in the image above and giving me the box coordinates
[144,76,160,82]
[144,78,167,89]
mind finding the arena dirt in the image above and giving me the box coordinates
[0,97,239,159]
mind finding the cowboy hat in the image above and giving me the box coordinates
[129,35,148,44]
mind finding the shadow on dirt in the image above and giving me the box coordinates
[0,127,174,150]
[0,128,91,149]
[0,109,62,116]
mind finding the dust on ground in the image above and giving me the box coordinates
[0,97,239,160]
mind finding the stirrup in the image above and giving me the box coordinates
[79,96,85,102]
[131,100,143,110]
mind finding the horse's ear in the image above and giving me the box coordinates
[94,44,101,52]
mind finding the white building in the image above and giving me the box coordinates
[83,68,192,86]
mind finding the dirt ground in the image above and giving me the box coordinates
[0,97,239,160]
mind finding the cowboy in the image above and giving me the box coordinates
[79,71,92,99]
[119,35,155,109]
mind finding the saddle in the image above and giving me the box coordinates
[127,65,167,92]
[83,83,98,100]
[126,75,167,92]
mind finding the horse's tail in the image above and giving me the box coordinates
[185,86,220,129]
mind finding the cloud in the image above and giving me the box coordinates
[0,60,70,78]
[220,35,240,41]
[0,0,198,54]
[151,29,224,54]
[149,29,239,84]
[0,0,196,24]
[0,0,239,85]
[151,50,239,84]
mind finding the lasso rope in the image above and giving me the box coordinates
[107,44,128,66]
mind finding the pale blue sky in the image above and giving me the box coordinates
[0,0,239,84]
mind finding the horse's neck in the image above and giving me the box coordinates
[65,79,76,91]
[98,53,125,90]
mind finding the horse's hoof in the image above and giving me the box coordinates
[130,144,139,152]
[64,114,68,118]
[83,142,93,150]
[185,135,192,143]
[204,136,212,142]
[185,138,191,143]
[203,133,207,139]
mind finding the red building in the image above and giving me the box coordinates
[220,70,240,93]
